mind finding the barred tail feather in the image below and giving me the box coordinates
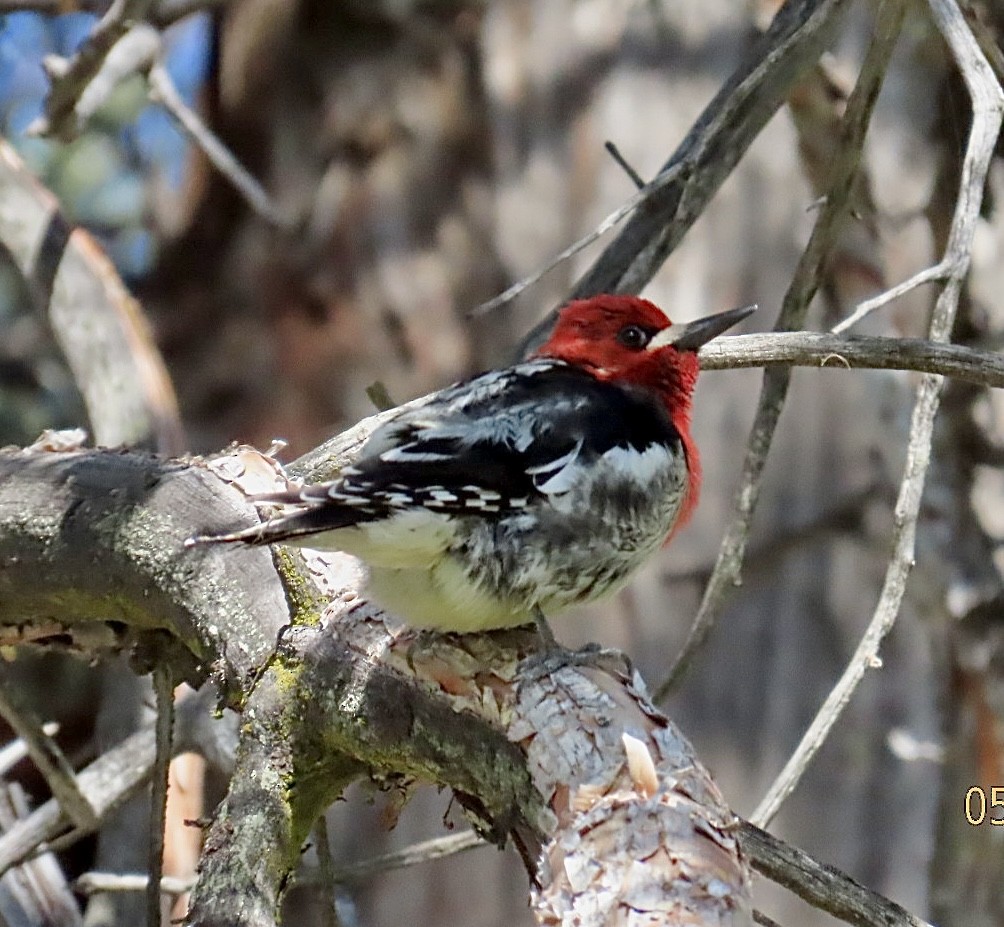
[185,505,359,549]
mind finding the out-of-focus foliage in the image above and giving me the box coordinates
[0,10,210,443]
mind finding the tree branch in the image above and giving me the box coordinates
[0,445,749,927]
[0,140,185,453]
[751,0,1004,827]
[657,0,906,699]
[699,331,1004,388]
[517,0,851,355]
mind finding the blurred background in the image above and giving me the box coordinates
[2,0,1003,925]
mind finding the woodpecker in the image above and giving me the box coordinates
[190,296,753,634]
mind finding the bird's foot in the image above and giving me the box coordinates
[520,607,633,679]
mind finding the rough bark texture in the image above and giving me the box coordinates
[2,0,1002,924]
[0,444,752,926]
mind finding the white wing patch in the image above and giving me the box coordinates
[526,438,585,495]
[378,444,452,463]
[600,443,675,485]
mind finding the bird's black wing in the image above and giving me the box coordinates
[192,359,681,546]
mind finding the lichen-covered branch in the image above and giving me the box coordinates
[0,444,750,927]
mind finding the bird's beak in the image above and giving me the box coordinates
[648,304,757,351]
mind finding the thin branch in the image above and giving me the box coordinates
[739,821,935,927]
[656,0,906,702]
[325,830,485,884]
[830,262,949,334]
[147,667,174,927]
[517,0,851,356]
[30,0,157,140]
[603,141,645,189]
[76,872,193,896]
[0,724,59,777]
[0,679,97,831]
[469,163,687,317]
[699,330,1004,388]
[751,0,1004,828]
[147,62,293,231]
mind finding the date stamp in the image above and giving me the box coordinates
[964,787,1004,826]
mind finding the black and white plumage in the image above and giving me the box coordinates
[199,359,689,631]
[191,296,755,632]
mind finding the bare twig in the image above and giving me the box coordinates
[739,821,935,927]
[30,0,157,140]
[830,262,949,333]
[699,330,1004,388]
[470,163,687,317]
[325,830,485,884]
[0,680,96,831]
[147,668,174,927]
[751,0,1004,828]
[0,724,59,777]
[603,141,645,189]
[517,0,851,356]
[147,62,293,231]
[75,871,193,896]
[656,0,906,702]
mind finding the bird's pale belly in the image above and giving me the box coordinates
[361,464,688,632]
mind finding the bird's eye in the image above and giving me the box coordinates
[616,324,651,350]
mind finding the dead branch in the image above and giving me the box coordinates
[147,62,292,230]
[699,331,1004,387]
[0,140,184,453]
[751,0,1004,828]
[29,0,158,141]
[0,445,750,927]
[740,822,934,927]
[517,0,851,355]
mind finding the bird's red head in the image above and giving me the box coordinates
[534,294,754,531]
[534,294,752,414]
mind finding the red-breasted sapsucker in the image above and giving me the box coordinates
[191,296,753,633]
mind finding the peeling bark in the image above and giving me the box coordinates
[0,443,751,926]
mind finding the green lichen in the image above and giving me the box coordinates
[271,547,325,627]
